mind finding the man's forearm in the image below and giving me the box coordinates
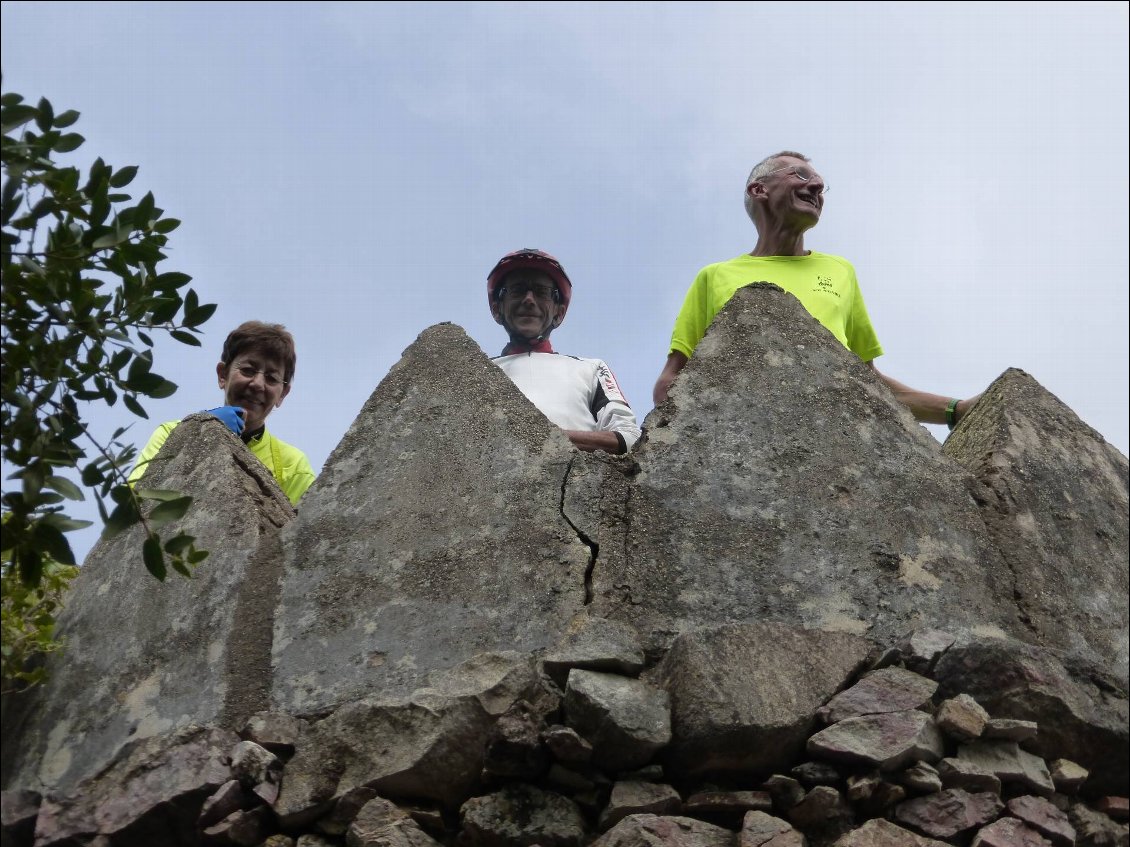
[653,351,689,405]
[564,430,626,454]
[870,364,980,424]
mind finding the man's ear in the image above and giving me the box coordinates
[553,304,567,326]
[216,361,228,388]
[747,181,766,200]
[490,301,504,325]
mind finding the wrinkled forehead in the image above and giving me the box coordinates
[776,155,814,172]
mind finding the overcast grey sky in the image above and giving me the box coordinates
[3,1,1127,564]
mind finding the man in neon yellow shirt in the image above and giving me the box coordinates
[129,321,315,505]
[654,150,981,429]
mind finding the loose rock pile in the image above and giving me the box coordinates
[4,623,1126,847]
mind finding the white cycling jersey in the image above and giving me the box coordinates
[493,351,642,452]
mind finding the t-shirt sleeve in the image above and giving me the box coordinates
[669,267,712,359]
[845,269,884,363]
[280,453,316,506]
[127,422,180,486]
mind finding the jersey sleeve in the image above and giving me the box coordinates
[668,266,713,359]
[127,421,181,486]
[279,452,316,505]
[845,268,884,363]
[589,360,642,451]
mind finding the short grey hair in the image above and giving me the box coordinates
[743,150,811,223]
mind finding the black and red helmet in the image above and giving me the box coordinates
[487,249,573,315]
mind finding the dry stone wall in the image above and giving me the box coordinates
[2,289,1127,847]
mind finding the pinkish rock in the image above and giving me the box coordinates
[807,710,944,771]
[741,811,805,847]
[1007,795,1076,845]
[832,818,950,846]
[818,668,938,724]
[686,791,772,816]
[894,789,1005,839]
[1096,797,1130,822]
[971,817,1053,847]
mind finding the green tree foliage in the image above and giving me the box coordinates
[1,91,216,596]
[0,526,78,694]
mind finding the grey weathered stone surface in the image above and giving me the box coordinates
[956,741,1055,797]
[276,653,549,819]
[460,784,586,847]
[943,367,1130,674]
[1,417,293,796]
[599,781,681,830]
[739,811,804,847]
[542,613,647,685]
[832,818,950,846]
[346,797,442,847]
[971,817,1054,847]
[807,710,944,771]
[31,726,237,847]
[588,285,1019,651]
[934,638,1129,795]
[938,758,1002,794]
[893,789,1005,839]
[271,324,592,714]
[653,623,871,779]
[563,670,671,771]
[591,814,735,847]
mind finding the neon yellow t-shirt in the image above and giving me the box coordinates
[128,421,315,506]
[669,252,884,362]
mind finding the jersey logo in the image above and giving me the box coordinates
[814,274,841,298]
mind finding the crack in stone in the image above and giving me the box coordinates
[559,456,598,605]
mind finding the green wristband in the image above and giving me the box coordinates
[945,398,960,430]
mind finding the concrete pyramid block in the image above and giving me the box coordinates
[590,284,1018,651]
[943,368,1129,674]
[271,323,592,714]
[1,416,295,795]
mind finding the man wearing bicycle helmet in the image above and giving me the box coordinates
[653,151,982,429]
[488,249,641,454]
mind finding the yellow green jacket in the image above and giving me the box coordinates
[128,421,315,506]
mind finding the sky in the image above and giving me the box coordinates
[3,1,1128,565]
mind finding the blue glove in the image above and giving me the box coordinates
[203,405,245,436]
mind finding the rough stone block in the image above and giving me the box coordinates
[590,284,1020,651]
[271,324,592,713]
[943,367,1129,674]
[1,417,293,797]
[653,622,871,779]
[591,814,735,847]
[807,710,944,772]
[818,667,938,724]
[832,818,950,846]
[564,669,671,771]
[934,638,1128,795]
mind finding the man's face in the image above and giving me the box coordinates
[749,156,827,229]
[216,348,291,433]
[492,271,565,340]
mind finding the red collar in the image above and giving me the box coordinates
[501,339,554,355]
